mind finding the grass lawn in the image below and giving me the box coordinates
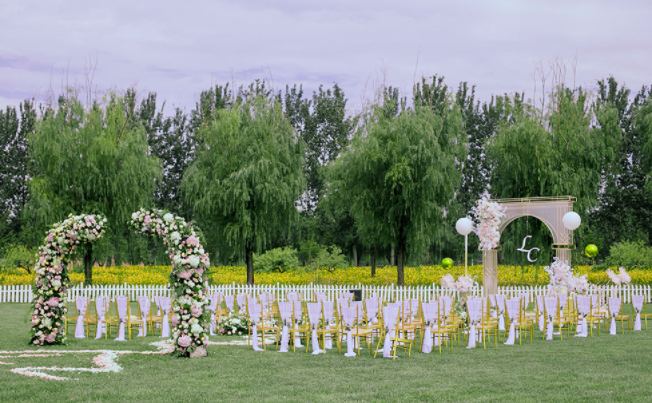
[1,303,651,402]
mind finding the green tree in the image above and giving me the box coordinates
[182,94,305,284]
[330,92,465,285]
[25,93,161,283]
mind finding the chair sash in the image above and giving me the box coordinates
[248,302,264,351]
[421,302,437,353]
[536,295,545,331]
[544,297,557,340]
[114,296,128,341]
[441,296,453,315]
[504,299,520,345]
[609,297,621,335]
[575,296,590,337]
[382,305,399,358]
[236,293,249,312]
[159,297,171,338]
[339,292,354,301]
[315,292,327,303]
[278,302,293,352]
[558,293,568,311]
[136,296,151,337]
[94,296,108,339]
[209,294,220,335]
[341,306,357,357]
[74,297,88,339]
[286,292,299,302]
[365,298,379,323]
[467,299,482,349]
[496,295,507,330]
[224,295,234,312]
[632,295,644,331]
[489,294,497,318]
[292,300,304,347]
[322,301,335,349]
[307,303,323,354]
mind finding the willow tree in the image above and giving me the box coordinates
[182,95,305,285]
[26,93,161,284]
[330,94,465,286]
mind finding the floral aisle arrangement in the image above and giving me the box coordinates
[543,258,589,295]
[217,314,248,336]
[130,208,211,357]
[471,194,506,250]
[30,214,107,346]
[441,273,477,305]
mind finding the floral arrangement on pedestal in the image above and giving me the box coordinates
[441,273,477,304]
[471,194,506,250]
[543,258,589,295]
[130,208,211,357]
[217,314,249,336]
[30,214,106,346]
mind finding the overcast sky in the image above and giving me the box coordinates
[1,0,650,115]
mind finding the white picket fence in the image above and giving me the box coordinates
[1,282,651,304]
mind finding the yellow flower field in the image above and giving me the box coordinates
[1,264,651,286]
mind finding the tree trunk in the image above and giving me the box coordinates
[246,245,254,285]
[371,247,376,277]
[397,240,405,286]
[84,245,93,285]
[390,243,395,266]
[426,250,430,266]
[352,244,358,267]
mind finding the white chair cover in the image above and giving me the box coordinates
[248,302,264,351]
[382,305,399,358]
[114,296,128,341]
[421,302,437,353]
[339,292,354,301]
[323,301,335,349]
[341,306,357,357]
[544,297,557,340]
[236,293,249,313]
[575,296,590,337]
[632,295,644,331]
[286,292,300,302]
[467,299,482,349]
[504,299,520,345]
[315,292,327,303]
[365,298,379,323]
[292,300,304,347]
[209,294,220,335]
[608,297,621,335]
[489,294,498,318]
[536,295,545,331]
[224,295,234,313]
[94,296,108,339]
[277,302,293,352]
[496,295,507,331]
[74,297,88,338]
[159,297,171,338]
[136,296,150,337]
[307,303,323,355]
[558,293,568,310]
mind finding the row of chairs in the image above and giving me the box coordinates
[64,295,173,341]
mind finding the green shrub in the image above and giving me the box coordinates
[309,245,349,272]
[606,240,652,269]
[253,247,299,273]
[1,244,38,273]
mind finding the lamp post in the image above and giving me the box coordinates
[456,218,474,276]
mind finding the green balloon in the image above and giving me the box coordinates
[585,244,598,258]
[442,258,454,269]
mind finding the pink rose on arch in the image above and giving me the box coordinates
[178,335,192,348]
[186,235,199,247]
[144,215,152,225]
[47,298,59,307]
[177,270,193,280]
[45,333,57,343]
[171,314,180,327]
[191,304,202,318]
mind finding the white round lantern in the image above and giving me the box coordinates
[455,217,474,236]
[562,211,581,230]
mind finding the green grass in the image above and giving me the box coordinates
[1,303,652,402]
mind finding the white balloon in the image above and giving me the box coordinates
[455,218,474,236]
[562,211,581,230]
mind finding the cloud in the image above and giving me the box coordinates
[0,0,650,113]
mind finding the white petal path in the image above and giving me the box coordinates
[2,338,275,381]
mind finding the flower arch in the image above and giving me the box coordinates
[30,214,107,346]
[130,208,210,357]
